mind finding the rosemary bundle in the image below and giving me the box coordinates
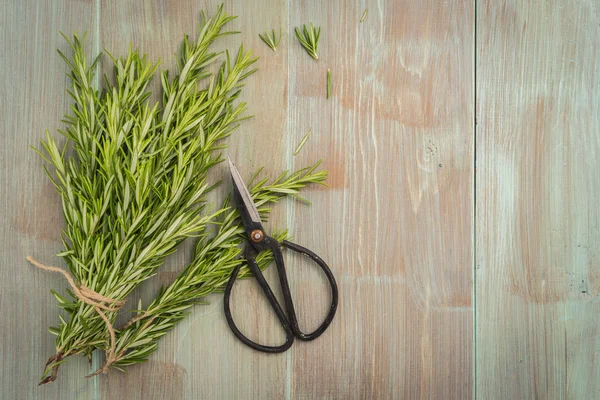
[34,5,327,384]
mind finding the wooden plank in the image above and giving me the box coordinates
[288,1,474,398]
[0,0,98,398]
[476,1,600,398]
[98,1,291,398]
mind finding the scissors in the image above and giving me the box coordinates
[223,157,339,353]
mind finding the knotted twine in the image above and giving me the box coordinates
[27,256,125,376]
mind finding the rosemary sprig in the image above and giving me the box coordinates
[37,6,259,383]
[294,23,321,60]
[258,29,282,52]
[360,9,368,23]
[294,129,312,156]
[100,164,327,370]
[327,69,331,99]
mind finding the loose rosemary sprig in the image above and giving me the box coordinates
[258,29,282,52]
[294,23,321,60]
[360,9,368,23]
[38,6,259,383]
[327,69,331,99]
[294,129,312,156]
[99,164,327,370]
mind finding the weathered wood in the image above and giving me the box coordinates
[288,0,474,398]
[476,1,600,398]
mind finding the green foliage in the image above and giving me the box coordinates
[327,69,332,99]
[35,5,328,383]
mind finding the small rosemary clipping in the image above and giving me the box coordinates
[259,29,282,52]
[294,23,321,60]
[32,5,328,384]
[294,129,312,156]
[360,9,368,23]
[327,69,332,99]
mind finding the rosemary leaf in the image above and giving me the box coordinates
[294,23,320,60]
[327,69,331,99]
[360,9,368,23]
[294,129,312,156]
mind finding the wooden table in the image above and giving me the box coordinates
[1,1,598,398]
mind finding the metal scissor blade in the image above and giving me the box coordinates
[228,156,262,224]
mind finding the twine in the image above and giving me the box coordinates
[86,313,157,376]
[27,256,125,377]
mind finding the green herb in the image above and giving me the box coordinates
[294,23,321,60]
[327,69,331,99]
[36,5,260,383]
[36,6,331,385]
[360,8,368,23]
[294,129,312,156]
[258,28,282,52]
[93,163,327,372]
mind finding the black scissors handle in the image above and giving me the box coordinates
[276,240,338,341]
[223,237,339,353]
[223,249,295,353]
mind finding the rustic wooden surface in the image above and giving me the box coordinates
[0,0,595,399]
[476,1,600,399]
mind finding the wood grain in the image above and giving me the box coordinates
[288,0,473,398]
[476,0,600,398]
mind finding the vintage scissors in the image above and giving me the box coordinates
[223,157,339,353]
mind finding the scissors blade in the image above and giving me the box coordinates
[228,156,262,224]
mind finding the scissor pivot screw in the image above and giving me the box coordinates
[250,230,264,242]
